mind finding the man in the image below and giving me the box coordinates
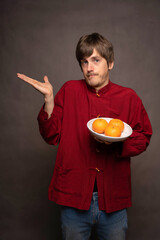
[17,33,152,240]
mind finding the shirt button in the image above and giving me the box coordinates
[96,93,100,97]
[96,148,100,153]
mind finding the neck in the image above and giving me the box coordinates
[94,80,109,93]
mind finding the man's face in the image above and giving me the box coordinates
[81,49,114,92]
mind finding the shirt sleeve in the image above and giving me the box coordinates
[37,85,65,145]
[119,96,152,158]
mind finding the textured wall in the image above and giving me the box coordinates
[0,0,160,239]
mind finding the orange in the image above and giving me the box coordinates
[104,125,121,137]
[92,118,108,134]
[108,119,124,132]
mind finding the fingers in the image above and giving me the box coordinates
[17,73,28,80]
[17,73,49,85]
[44,75,49,83]
[17,73,36,85]
[17,73,25,80]
[94,137,103,143]
[17,73,53,97]
[17,73,45,94]
[94,136,112,145]
[104,141,112,145]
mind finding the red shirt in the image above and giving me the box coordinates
[37,80,152,213]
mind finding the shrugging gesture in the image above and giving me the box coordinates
[17,73,54,118]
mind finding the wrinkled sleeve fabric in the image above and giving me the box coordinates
[37,85,65,145]
[119,94,152,158]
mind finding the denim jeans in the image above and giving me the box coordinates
[61,192,128,240]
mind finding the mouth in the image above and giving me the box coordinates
[87,73,98,78]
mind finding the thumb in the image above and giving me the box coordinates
[44,75,49,83]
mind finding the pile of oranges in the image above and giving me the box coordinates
[92,118,124,137]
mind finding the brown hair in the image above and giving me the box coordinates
[76,33,114,67]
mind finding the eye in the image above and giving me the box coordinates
[94,58,100,63]
[81,60,88,65]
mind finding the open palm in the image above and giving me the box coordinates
[17,73,53,100]
[17,73,54,117]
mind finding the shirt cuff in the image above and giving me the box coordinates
[37,104,49,122]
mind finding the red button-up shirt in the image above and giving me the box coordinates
[37,80,152,213]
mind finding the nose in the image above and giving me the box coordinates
[87,62,94,72]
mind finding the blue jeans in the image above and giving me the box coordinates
[61,192,128,240]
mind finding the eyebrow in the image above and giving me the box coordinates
[92,56,101,59]
[81,55,101,61]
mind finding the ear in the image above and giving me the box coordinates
[108,62,114,70]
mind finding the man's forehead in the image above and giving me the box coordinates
[83,49,102,60]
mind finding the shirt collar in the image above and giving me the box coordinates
[86,80,112,95]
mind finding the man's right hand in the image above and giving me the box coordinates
[17,73,54,118]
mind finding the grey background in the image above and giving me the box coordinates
[0,0,160,239]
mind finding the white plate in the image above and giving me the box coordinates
[87,118,133,142]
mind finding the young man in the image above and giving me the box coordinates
[17,33,152,240]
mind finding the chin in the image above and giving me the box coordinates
[86,79,99,87]
[87,82,97,88]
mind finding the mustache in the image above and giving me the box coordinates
[87,73,98,77]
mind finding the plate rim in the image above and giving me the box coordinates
[87,117,133,142]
